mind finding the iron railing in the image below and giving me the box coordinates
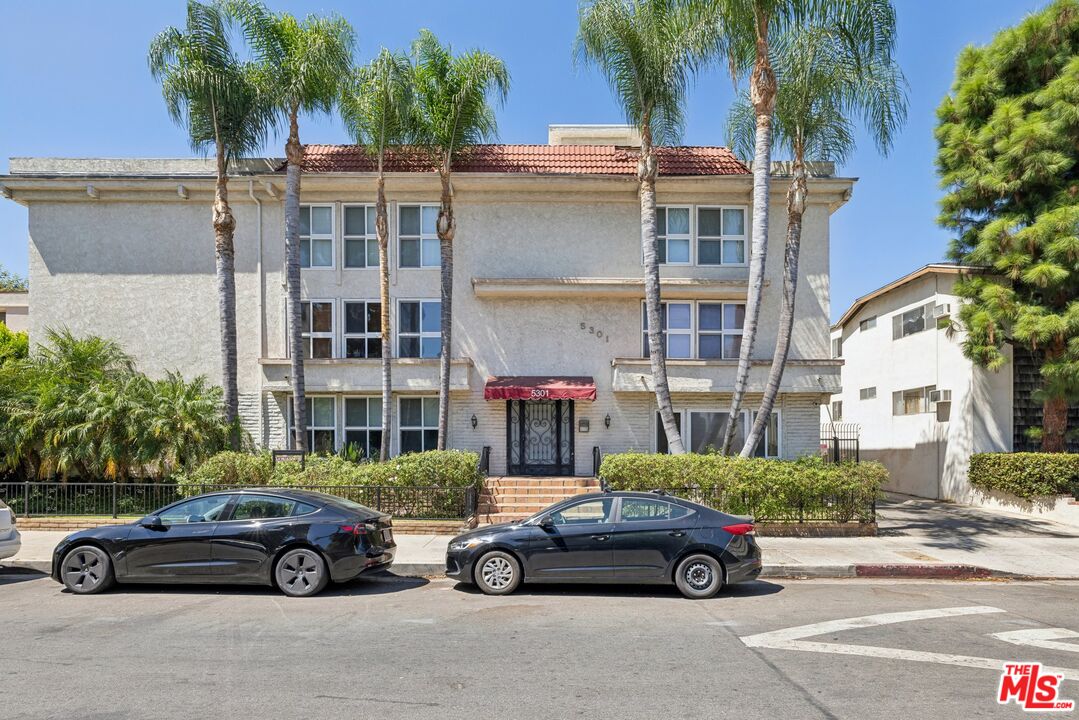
[670,485,876,524]
[821,422,860,463]
[0,482,479,521]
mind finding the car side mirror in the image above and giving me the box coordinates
[538,514,555,529]
[140,515,163,529]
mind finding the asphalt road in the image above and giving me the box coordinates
[4,570,1079,720]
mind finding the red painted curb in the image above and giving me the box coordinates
[855,563,993,579]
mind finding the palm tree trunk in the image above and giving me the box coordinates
[376,170,392,462]
[640,131,685,455]
[284,109,307,452]
[213,141,239,448]
[436,166,455,451]
[1042,338,1068,452]
[721,10,776,455]
[742,158,806,457]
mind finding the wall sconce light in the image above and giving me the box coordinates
[471,414,478,429]
[604,413,611,429]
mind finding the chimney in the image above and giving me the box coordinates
[547,124,642,147]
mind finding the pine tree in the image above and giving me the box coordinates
[936,0,1079,452]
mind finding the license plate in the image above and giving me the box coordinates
[382,529,393,544]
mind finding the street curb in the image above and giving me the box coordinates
[2,560,50,574]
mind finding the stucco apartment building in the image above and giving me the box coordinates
[1,125,852,476]
[0,291,29,332]
[825,264,1016,500]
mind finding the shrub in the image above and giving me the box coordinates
[969,453,1079,499]
[0,323,28,365]
[181,451,273,487]
[598,453,886,523]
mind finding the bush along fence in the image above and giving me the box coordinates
[599,454,885,524]
[969,452,1079,500]
[0,450,484,521]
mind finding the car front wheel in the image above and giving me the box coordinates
[674,554,723,599]
[474,550,521,595]
[275,548,329,598]
[61,545,115,595]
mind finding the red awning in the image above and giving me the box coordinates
[483,376,597,401]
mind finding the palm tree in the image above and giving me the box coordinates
[577,0,717,454]
[411,29,509,449]
[149,0,272,441]
[340,48,417,461]
[227,0,355,452]
[731,2,906,456]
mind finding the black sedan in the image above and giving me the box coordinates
[446,490,761,598]
[51,489,396,597]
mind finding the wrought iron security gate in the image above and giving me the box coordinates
[507,400,574,475]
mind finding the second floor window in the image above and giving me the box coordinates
[642,301,744,360]
[343,301,381,358]
[398,300,441,358]
[343,205,378,268]
[893,385,937,415]
[892,302,936,340]
[299,301,334,358]
[656,207,691,264]
[300,205,333,268]
[697,207,746,265]
[399,205,440,268]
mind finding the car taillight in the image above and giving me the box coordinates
[722,523,755,535]
[340,524,368,538]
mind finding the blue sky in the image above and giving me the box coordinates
[0,0,1048,320]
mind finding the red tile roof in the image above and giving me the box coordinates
[297,144,748,176]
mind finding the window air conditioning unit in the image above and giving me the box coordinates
[929,389,951,404]
[932,303,952,319]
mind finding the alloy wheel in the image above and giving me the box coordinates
[481,556,514,590]
[64,547,107,592]
[277,550,323,595]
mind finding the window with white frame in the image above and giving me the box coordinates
[697,207,746,265]
[287,396,336,453]
[655,411,683,454]
[399,397,438,453]
[343,205,379,268]
[892,302,936,340]
[686,410,779,457]
[398,300,441,358]
[343,301,382,358]
[300,205,334,268]
[892,385,937,416]
[859,315,877,331]
[296,301,334,358]
[831,400,843,421]
[399,205,440,268]
[656,207,691,264]
[642,301,744,360]
[832,337,843,358]
[859,387,876,400]
[344,397,383,459]
[748,410,780,458]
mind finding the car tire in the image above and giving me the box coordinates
[674,554,723,599]
[60,545,115,595]
[474,550,521,596]
[274,547,330,598]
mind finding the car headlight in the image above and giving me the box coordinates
[448,537,490,552]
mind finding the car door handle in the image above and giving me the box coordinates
[591,535,610,541]
[669,531,685,537]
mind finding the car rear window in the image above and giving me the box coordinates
[293,502,318,516]
[620,498,690,522]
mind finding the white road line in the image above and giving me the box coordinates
[739,605,1079,682]
[992,628,1079,654]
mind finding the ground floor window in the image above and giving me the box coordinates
[892,385,936,416]
[344,397,383,460]
[670,409,780,457]
[287,396,336,453]
[655,411,683,454]
[399,397,438,454]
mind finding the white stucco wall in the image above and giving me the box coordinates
[0,291,29,332]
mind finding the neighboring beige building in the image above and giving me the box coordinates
[0,290,29,333]
[1,125,852,475]
[825,264,1014,500]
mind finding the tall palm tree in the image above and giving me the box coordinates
[340,48,417,461]
[731,1,906,456]
[577,0,716,454]
[149,0,273,442]
[228,0,355,452]
[411,29,509,450]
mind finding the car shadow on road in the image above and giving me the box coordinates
[0,567,48,585]
[450,579,783,599]
[55,575,429,598]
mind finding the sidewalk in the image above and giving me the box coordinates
[5,496,1079,580]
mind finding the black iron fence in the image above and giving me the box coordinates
[821,423,860,463]
[0,482,478,521]
[672,485,875,524]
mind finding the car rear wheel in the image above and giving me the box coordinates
[275,548,329,598]
[475,551,521,595]
[674,554,723,599]
[61,545,114,595]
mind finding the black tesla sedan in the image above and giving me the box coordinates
[446,490,761,598]
[50,489,396,597]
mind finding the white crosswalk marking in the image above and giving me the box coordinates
[992,628,1079,654]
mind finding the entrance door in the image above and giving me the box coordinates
[507,400,574,475]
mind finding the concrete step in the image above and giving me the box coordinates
[478,502,558,513]
[479,494,578,505]
[478,512,534,524]
[484,478,599,489]
[479,487,595,498]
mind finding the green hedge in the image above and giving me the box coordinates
[179,450,483,490]
[598,453,886,523]
[969,453,1079,499]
